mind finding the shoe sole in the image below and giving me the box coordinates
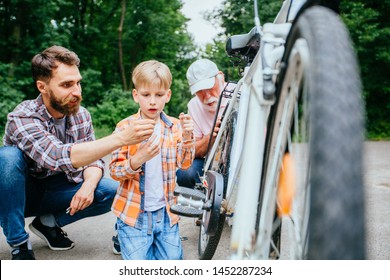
[29,223,75,251]
[112,247,121,255]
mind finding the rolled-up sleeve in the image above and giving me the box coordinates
[109,119,141,181]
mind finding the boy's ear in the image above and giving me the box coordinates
[166,89,172,102]
[132,89,139,103]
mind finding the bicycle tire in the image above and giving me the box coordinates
[198,212,226,260]
[257,6,365,259]
[198,110,238,260]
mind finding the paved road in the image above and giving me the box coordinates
[0,141,389,260]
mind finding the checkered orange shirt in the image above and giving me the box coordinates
[109,111,195,228]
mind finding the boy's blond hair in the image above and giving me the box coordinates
[132,60,172,90]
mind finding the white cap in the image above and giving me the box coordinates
[186,59,219,95]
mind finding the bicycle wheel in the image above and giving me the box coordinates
[198,110,238,260]
[255,6,365,259]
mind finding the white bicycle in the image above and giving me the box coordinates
[172,0,365,260]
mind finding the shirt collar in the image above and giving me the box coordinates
[135,109,173,128]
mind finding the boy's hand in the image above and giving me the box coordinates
[130,134,161,169]
[121,119,155,146]
[179,113,194,141]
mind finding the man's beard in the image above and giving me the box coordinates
[49,90,82,116]
[201,96,219,113]
[200,77,224,113]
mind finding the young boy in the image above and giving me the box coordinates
[109,60,195,260]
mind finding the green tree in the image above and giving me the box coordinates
[203,0,279,82]
[0,63,25,130]
[341,0,390,138]
[0,0,197,137]
[205,0,390,139]
[0,0,71,100]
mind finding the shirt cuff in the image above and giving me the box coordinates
[125,158,142,174]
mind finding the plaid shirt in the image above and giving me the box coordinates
[110,111,195,228]
[3,94,104,183]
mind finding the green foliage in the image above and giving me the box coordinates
[93,126,115,140]
[203,0,390,139]
[87,86,139,132]
[0,0,196,138]
[341,0,390,138]
[0,63,26,131]
[204,0,280,82]
[80,68,105,108]
[1,0,389,139]
[166,77,192,117]
[217,0,279,36]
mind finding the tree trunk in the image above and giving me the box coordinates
[118,0,127,91]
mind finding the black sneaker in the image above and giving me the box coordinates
[11,241,35,260]
[29,217,74,251]
[112,235,121,255]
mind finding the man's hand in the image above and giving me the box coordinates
[68,166,101,216]
[119,119,155,146]
[212,117,221,138]
[195,117,221,158]
[68,182,95,216]
[70,119,156,169]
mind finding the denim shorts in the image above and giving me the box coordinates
[116,207,183,260]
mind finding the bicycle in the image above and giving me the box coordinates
[171,0,365,260]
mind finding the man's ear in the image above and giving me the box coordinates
[36,80,47,94]
[132,89,139,103]
[217,71,225,83]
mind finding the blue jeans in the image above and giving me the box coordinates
[176,158,204,188]
[0,146,118,247]
[116,207,183,260]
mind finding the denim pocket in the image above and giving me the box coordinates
[116,219,149,259]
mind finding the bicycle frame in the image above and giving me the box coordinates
[193,0,364,260]
[202,0,306,259]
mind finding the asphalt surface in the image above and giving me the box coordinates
[0,141,389,260]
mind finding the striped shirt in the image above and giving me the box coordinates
[3,94,104,183]
[109,111,195,228]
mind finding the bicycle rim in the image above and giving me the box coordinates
[255,6,365,259]
[198,110,237,259]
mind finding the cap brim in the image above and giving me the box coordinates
[190,77,215,95]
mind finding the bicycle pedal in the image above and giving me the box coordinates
[174,186,206,201]
[170,204,203,218]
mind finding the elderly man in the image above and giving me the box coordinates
[176,59,231,189]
